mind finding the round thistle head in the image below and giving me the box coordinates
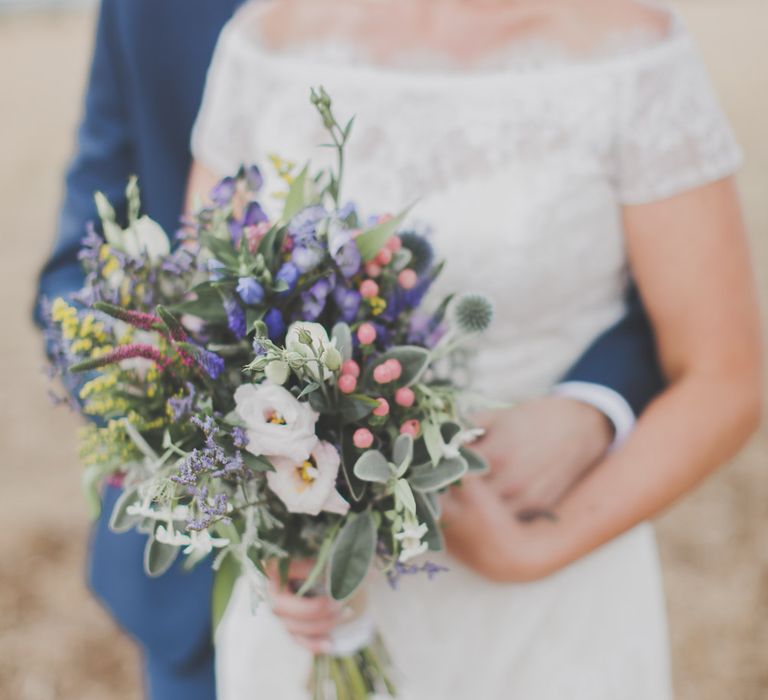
[453,293,493,334]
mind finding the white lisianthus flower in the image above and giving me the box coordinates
[285,322,337,379]
[395,521,429,563]
[441,427,485,459]
[264,359,290,385]
[234,382,319,463]
[267,441,349,516]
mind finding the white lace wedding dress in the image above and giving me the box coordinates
[191,2,741,698]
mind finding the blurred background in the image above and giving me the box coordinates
[0,1,765,698]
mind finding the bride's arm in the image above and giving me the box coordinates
[444,177,762,581]
[184,159,220,214]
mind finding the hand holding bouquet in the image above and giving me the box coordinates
[46,88,492,699]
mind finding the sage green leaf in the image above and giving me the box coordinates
[81,465,104,521]
[408,455,468,492]
[461,447,489,473]
[331,322,353,362]
[355,206,412,262]
[394,478,417,515]
[415,492,444,552]
[422,420,444,467]
[353,450,390,483]
[109,487,142,533]
[338,394,376,423]
[212,553,241,631]
[392,433,414,474]
[327,512,376,600]
[143,536,179,578]
[363,346,430,388]
[242,452,275,472]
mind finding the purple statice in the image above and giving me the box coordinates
[300,277,333,321]
[236,277,265,305]
[275,262,300,295]
[386,560,449,590]
[187,486,231,531]
[167,382,196,421]
[231,426,248,450]
[161,247,195,275]
[77,222,103,267]
[223,296,246,339]
[333,286,361,323]
[264,308,285,339]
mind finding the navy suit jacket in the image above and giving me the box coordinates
[36,1,663,698]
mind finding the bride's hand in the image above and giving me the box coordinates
[472,396,613,517]
[441,476,561,582]
[266,559,342,654]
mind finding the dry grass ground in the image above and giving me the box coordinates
[0,2,765,698]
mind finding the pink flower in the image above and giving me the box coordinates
[400,420,421,438]
[357,323,377,345]
[341,359,360,378]
[353,428,374,449]
[337,374,357,394]
[384,359,402,381]
[267,441,349,516]
[395,387,416,408]
[372,398,390,417]
[359,279,379,299]
[398,269,418,290]
[385,236,402,252]
[364,262,382,278]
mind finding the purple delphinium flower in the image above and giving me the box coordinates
[244,165,263,192]
[292,242,325,274]
[301,277,333,321]
[337,201,357,222]
[210,176,236,206]
[223,297,246,339]
[264,308,286,339]
[243,201,268,226]
[275,262,300,295]
[333,286,361,323]
[197,348,225,380]
[333,240,361,278]
[287,205,325,241]
[236,277,265,305]
[206,258,227,281]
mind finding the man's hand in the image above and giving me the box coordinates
[473,396,614,518]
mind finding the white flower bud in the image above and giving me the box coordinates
[322,346,342,372]
[265,360,290,385]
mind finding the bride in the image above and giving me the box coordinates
[186,0,761,697]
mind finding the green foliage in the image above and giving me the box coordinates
[408,455,468,492]
[363,346,430,388]
[143,535,180,577]
[354,206,412,262]
[327,511,376,601]
[212,553,241,631]
[353,450,390,483]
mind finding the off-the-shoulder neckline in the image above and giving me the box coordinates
[224,0,693,88]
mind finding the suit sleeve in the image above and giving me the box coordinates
[559,287,665,418]
[34,0,134,325]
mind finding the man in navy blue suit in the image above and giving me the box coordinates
[35,1,664,698]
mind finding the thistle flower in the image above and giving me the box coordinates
[453,293,493,334]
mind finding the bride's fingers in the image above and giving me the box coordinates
[271,592,341,622]
[281,614,339,638]
[289,633,332,655]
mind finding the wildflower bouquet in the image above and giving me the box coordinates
[47,89,492,699]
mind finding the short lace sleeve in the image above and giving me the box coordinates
[616,37,742,204]
[191,10,265,175]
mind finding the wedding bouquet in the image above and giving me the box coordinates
[46,89,492,699]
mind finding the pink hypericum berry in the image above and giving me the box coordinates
[353,428,374,449]
[384,359,402,380]
[359,279,380,299]
[400,420,421,438]
[365,262,382,278]
[341,360,360,378]
[373,363,393,384]
[375,248,393,266]
[395,386,416,408]
[357,323,377,345]
[372,398,390,417]
[337,374,357,394]
[398,269,418,290]
[385,235,402,252]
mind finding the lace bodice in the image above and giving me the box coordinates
[192,0,741,400]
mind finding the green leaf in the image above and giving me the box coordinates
[212,553,241,631]
[392,433,413,473]
[461,447,489,473]
[355,206,412,262]
[108,487,142,533]
[242,452,275,473]
[415,492,444,552]
[327,512,376,600]
[200,231,238,266]
[422,420,444,467]
[340,430,368,502]
[394,478,416,515]
[143,536,180,577]
[257,224,287,270]
[363,346,430,388]
[156,305,186,339]
[282,164,310,221]
[81,465,104,521]
[408,455,468,492]
[245,306,265,333]
[295,525,339,597]
[338,394,376,424]
[331,323,353,362]
[297,381,321,399]
[353,450,390,483]
[169,286,227,322]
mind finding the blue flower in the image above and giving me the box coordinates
[210,177,236,206]
[333,286,361,323]
[244,165,263,192]
[237,277,265,305]
[288,205,325,241]
[301,278,333,321]
[264,308,286,339]
[275,262,300,294]
[206,258,227,281]
[292,242,325,273]
[198,349,225,379]
[223,297,246,339]
[243,201,268,226]
[333,240,362,278]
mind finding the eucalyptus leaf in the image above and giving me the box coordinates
[392,433,413,472]
[327,512,376,601]
[363,346,430,388]
[143,536,180,578]
[353,450,390,483]
[422,420,444,467]
[212,553,241,631]
[408,455,468,492]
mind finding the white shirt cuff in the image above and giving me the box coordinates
[552,381,636,449]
